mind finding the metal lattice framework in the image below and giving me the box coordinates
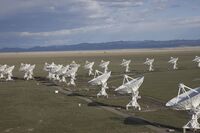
[0,64,15,81]
[144,58,154,71]
[88,70,111,98]
[115,75,144,110]
[166,83,200,130]
[44,61,80,86]
[168,57,178,69]
[193,56,200,68]
[99,60,110,73]
[19,63,35,80]
[84,61,95,76]
[64,61,80,86]
[121,59,131,72]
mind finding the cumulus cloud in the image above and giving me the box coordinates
[0,0,104,19]
[18,24,112,37]
[0,0,200,48]
[100,1,144,8]
[172,16,200,26]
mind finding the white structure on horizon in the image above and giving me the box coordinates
[84,61,94,76]
[115,75,144,110]
[44,62,57,80]
[144,58,154,71]
[88,70,111,98]
[64,61,80,86]
[168,57,178,70]
[121,59,131,72]
[0,65,15,81]
[19,63,35,80]
[193,56,200,68]
[0,64,8,79]
[99,60,110,73]
[166,83,200,131]
[57,65,70,83]
[44,61,80,86]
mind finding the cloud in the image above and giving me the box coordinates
[0,0,110,33]
[18,24,112,37]
[172,16,200,26]
[0,0,200,48]
[8,15,199,39]
[100,1,144,8]
[0,0,104,19]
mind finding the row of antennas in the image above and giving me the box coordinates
[88,69,144,110]
[144,56,200,71]
[43,60,145,111]
[85,56,186,75]
[131,56,199,71]
[92,56,198,73]
[0,63,36,81]
[39,57,200,131]
[1,56,199,82]
[2,58,200,131]
[43,61,80,86]
[48,58,200,131]
[144,57,179,71]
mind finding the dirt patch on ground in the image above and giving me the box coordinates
[0,47,200,58]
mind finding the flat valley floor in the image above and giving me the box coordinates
[0,47,200,133]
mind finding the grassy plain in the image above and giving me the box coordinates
[0,47,200,133]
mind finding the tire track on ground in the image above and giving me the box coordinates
[35,77,182,133]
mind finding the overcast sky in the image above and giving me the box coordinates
[0,0,200,48]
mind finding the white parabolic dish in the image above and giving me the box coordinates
[88,71,111,86]
[84,62,94,69]
[99,61,109,68]
[115,76,144,94]
[121,60,131,66]
[166,87,200,110]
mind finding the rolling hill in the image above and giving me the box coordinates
[0,40,200,52]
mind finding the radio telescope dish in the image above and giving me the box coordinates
[44,62,70,82]
[3,65,15,81]
[44,62,56,80]
[193,56,200,68]
[88,70,111,98]
[0,65,15,81]
[0,64,7,79]
[84,61,94,76]
[52,64,63,81]
[121,59,131,72]
[57,65,69,83]
[19,63,36,80]
[166,83,200,130]
[43,61,80,86]
[144,58,154,71]
[115,75,144,110]
[70,61,80,68]
[99,60,110,73]
[64,63,80,86]
[168,57,178,69]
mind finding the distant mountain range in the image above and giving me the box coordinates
[1,40,200,52]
